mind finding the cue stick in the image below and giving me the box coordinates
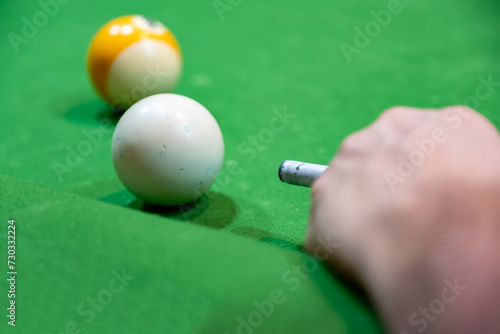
[278,160,329,187]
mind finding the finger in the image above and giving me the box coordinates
[438,106,500,137]
[336,124,382,158]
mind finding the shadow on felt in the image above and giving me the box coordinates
[62,98,124,127]
[127,191,238,229]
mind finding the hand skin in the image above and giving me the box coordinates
[306,106,500,334]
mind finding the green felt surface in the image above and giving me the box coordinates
[0,175,377,333]
[1,0,500,332]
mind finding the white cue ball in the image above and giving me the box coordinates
[111,93,224,206]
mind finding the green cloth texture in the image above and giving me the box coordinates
[0,175,379,333]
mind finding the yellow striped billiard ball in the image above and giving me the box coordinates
[87,15,182,110]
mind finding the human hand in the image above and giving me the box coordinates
[306,106,500,334]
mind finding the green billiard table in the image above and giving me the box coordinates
[2,0,500,333]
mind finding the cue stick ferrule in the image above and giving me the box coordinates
[278,160,329,187]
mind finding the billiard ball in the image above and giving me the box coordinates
[87,15,182,110]
[111,94,224,206]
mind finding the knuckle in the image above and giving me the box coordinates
[441,105,476,115]
[440,105,498,132]
[338,128,379,155]
[379,106,409,120]
[338,132,361,154]
[379,106,430,133]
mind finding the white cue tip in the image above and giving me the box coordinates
[278,160,329,187]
